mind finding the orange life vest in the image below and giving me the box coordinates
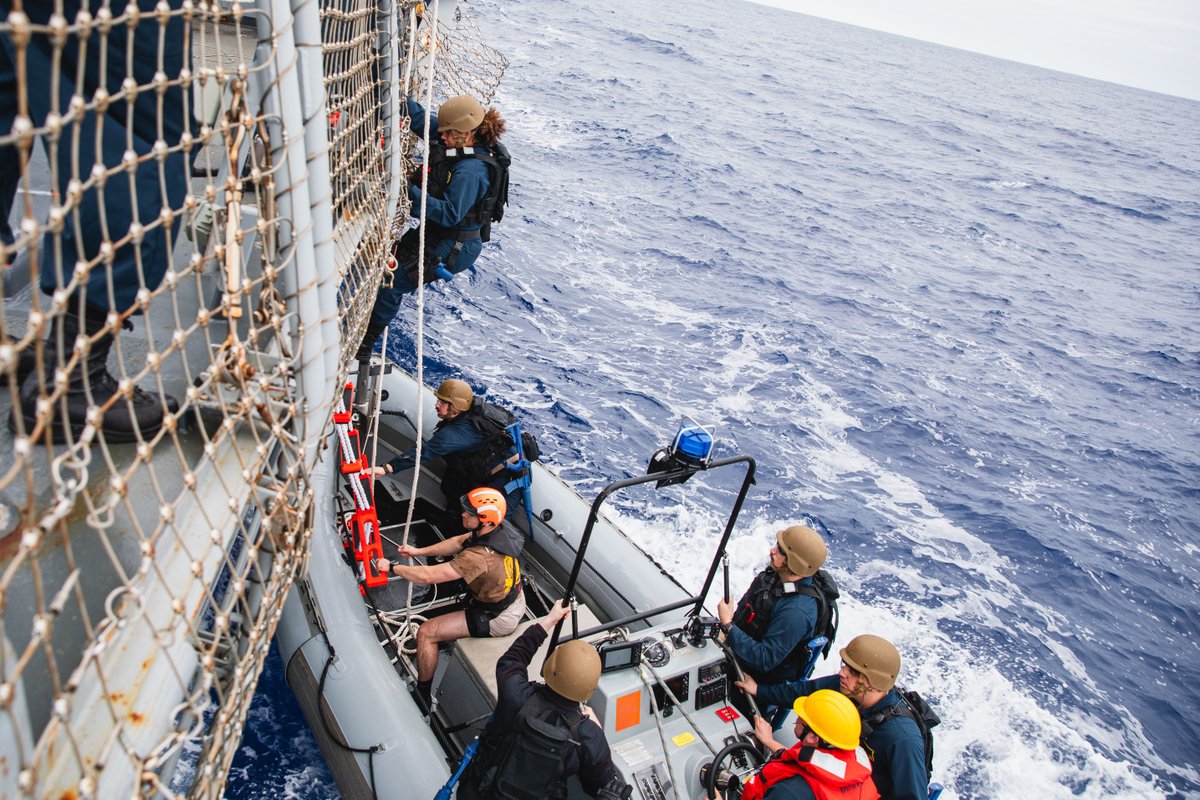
[741,745,880,800]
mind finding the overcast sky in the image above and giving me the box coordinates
[752,0,1200,102]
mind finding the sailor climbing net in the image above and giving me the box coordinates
[0,1,504,797]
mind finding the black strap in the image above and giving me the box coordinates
[863,698,911,736]
[470,582,522,614]
[442,229,481,270]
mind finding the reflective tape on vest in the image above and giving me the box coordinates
[810,749,848,779]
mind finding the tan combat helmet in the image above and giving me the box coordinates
[542,640,602,703]
[435,379,473,412]
[437,95,485,133]
[840,634,901,692]
[776,525,827,578]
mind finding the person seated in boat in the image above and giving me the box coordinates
[355,94,509,360]
[733,689,879,800]
[459,600,633,800]
[717,526,828,694]
[370,378,519,516]
[375,487,525,705]
[735,635,928,800]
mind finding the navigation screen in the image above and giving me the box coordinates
[600,641,642,672]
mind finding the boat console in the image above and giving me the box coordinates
[534,426,772,798]
[591,618,772,800]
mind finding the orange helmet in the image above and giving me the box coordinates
[462,488,507,527]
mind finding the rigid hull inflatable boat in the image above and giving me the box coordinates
[277,360,819,800]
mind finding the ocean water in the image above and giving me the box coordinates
[226,0,1200,797]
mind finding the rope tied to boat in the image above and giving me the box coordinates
[639,663,685,796]
[388,0,442,635]
[640,658,723,758]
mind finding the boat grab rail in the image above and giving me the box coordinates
[556,596,698,643]
[548,454,757,654]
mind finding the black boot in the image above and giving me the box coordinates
[414,679,434,714]
[355,322,387,362]
[11,310,179,444]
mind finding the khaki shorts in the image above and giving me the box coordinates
[466,588,526,638]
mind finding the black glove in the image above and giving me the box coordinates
[595,774,633,800]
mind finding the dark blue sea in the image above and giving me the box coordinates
[225,0,1200,796]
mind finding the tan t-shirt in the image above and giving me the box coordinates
[450,545,521,604]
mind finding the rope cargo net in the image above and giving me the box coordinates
[0,1,503,797]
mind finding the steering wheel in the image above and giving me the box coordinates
[702,740,765,799]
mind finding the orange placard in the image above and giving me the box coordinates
[614,690,641,732]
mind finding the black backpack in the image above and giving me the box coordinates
[472,693,583,800]
[472,141,511,242]
[468,401,540,469]
[484,141,511,224]
[864,689,940,783]
[795,568,840,658]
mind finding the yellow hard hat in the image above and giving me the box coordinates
[793,689,861,750]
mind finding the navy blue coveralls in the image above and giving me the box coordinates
[369,97,491,327]
[729,573,820,684]
[383,409,517,508]
[383,412,487,474]
[458,624,622,799]
[0,1,187,313]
